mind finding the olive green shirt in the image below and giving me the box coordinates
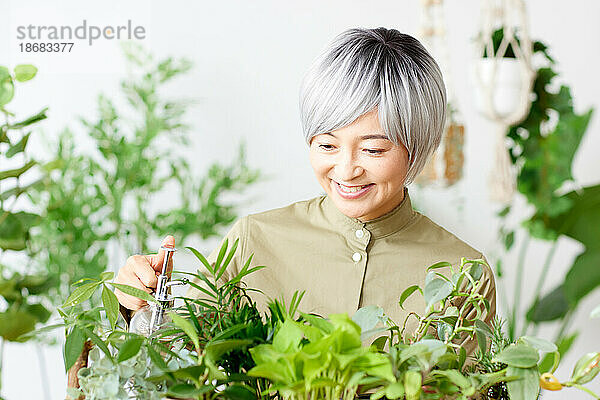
[187,189,496,345]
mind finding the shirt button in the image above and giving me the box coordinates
[352,252,361,262]
[355,229,365,239]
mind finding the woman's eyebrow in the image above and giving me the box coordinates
[323,133,388,140]
[359,134,388,140]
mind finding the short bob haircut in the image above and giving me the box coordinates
[299,27,447,184]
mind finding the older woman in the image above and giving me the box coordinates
[116,27,496,343]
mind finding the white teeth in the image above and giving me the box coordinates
[337,183,370,193]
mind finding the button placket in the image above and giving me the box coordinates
[349,225,370,264]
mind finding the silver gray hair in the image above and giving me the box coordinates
[299,27,447,184]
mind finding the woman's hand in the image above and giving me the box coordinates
[115,235,175,310]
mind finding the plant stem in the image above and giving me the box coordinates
[571,383,600,399]
[521,240,558,336]
[555,310,574,343]
[510,234,531,341]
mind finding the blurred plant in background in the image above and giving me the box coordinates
[0,63,60,397]
[493,36,597,364]
[0,44,260,398]
[28,43,260,310]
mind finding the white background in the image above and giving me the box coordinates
[1,0,599,399]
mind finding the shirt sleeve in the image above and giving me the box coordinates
[185,217,247,300]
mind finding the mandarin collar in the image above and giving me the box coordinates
[322,187,415,239]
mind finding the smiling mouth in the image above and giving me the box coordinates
[334,181,374,193]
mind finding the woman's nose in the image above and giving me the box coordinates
[335,150,364,181]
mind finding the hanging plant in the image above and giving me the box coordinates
[494,37,596,354]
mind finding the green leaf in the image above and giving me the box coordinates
[506,366,540,400]
[0,66,14,106]
[101,285,119,329]
[526,285,569,322]
[519,336,557,353]
[80,326,113,363]
[222,384,256,400]
[167,383,210,398]
[7,107,48,129]
[62,281,101,308]
[564,250,600,306]
[399,285,421,309]
[540,332,578,373]
[146,342,168,371]
[6,132,31,158]
[16,322,65,341]
[475,325,487,353]
[432,370,470,389]
[372,336,388,352]
[14,64,37,82]
[205,339,252,366]
[215,238,228,267]
[185,246,214,275]
[0,160,36,180]
[25,303,51,323]
[100,271,114,281]
[221,237,239,270]
[0,308,37,341]
[117,337,144,362]
[352,305,386,333]
[215,238,229,281]
[493,343,539,368]
[170,311,200,353]
[570,352,600,384]
[0,211,41,250]
[427,261,452,271]
[458,346,467,368]
[384,381,405,399]
[64,326,86,371]
[108,282,157,303]
[404,370,422,400]
[424,278,453,309]
[474,319,493,337]
[273,318,304,353]
[0,177,45,201]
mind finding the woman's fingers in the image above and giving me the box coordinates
[115,255,156,310]
[115,266,152,310]
[114,234,176,311]
[147,235,175,273]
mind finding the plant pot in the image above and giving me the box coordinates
[471,58,525,119]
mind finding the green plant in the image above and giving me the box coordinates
[0,63,62,396]
[36,240,600,400]
[27,44,260,308]
[363,259,599,400]
[248,313,394,400]
[493,35,596,349]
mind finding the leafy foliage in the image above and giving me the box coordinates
[493,35,597,346]
[36,241,600,399]
[26,44,260,307]
[0,65,58,349]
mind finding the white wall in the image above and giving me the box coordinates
[1,0,599,398]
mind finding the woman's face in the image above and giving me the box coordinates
[309,108,410,222]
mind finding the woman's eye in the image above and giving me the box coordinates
[364,148,384,155]
[319,144,335,151]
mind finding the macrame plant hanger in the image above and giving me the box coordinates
[416,0,465,188]
[473,0,535,203]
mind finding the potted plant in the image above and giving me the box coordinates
[471,27,535,121]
